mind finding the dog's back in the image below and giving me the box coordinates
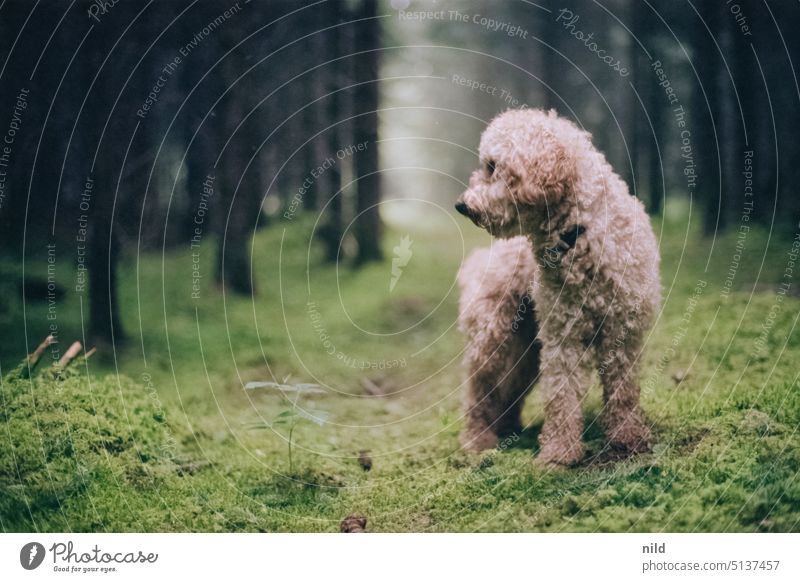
[457,236,537,333]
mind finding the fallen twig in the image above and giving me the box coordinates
[22,335,57,377]
[56,341,83,368]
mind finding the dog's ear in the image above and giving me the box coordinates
[516,130,579,204]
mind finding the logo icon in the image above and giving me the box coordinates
[390,234,413,292]
[20,542,46,570]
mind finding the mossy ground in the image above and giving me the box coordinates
[2,200,799,531]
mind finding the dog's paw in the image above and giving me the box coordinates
[459,429,498,453]
[536,440,584,466]
[606,414,653,454]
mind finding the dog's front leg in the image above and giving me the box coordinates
[536,340,592,466]
[597,335,653,454]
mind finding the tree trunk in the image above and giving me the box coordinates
[353,0,382,265]
[716,2,740,229]
[88,220,126,346]
[691,3,723,235]
[216,91,257,296]
[646,78,664,215]
[215,23,261,296]
[320,0,348,262]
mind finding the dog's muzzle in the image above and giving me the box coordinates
[455,198,485,229]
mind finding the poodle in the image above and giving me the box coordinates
[455,109,661,465]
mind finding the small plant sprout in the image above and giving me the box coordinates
[244,378,330,474]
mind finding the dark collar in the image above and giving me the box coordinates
[560,224,586,250]
[543,224,586,265]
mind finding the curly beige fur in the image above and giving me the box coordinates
[456,109,661,465]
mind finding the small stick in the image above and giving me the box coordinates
[83,347,97,361]
[28,335,57,368]
[57,341,83,368]
[19,335,57,378]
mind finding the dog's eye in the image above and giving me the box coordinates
[484,160,496,178]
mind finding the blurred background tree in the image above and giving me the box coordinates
[0,0,798,348]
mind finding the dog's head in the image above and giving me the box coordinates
[456,109,586,238]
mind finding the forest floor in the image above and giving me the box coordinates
[2,200,800,532]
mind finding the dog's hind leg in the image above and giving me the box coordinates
[460,299,539,452]
[457,239,541,452]
[458,260,540,452]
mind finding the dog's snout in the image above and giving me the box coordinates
[455,200,470,217]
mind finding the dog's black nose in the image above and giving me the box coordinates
[455,200,470,217]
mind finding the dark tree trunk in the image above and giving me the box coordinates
[716,2,740,229]
[88,221,125,346]
[352,0,382,265]
[280,38,313,211]
[691,3,723,235]
[629,0,663,214]
[740,4,773,228]
[214,19,263,296]
[179,3,221,247]
[620,0,639,197]
[88,11,131,346]
[0,2,54,254]
[309,4,336,214]
[216,91,257,296]
[319,0,348,262]
[771,1,800,226]
[646,79,664,215]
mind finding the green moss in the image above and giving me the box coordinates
[1,204,799,531]
[0,367,172,530]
